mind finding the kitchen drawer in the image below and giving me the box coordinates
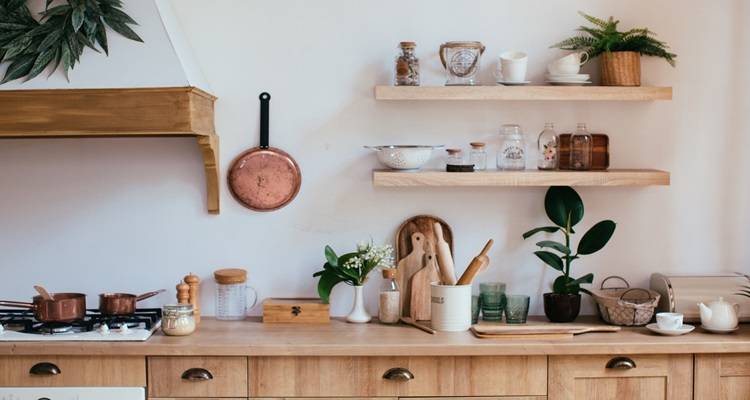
[148,356,248,398]
[0,355,145,387]
[695,354,750,400]
[249,356,547,397]
[549,354,693,400]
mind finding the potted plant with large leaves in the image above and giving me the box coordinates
[313,241,393,323]
[523,186,616,322]
[551,12,676,86]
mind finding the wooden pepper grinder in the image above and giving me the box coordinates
[184,273,201,324]
[176,281,190,305]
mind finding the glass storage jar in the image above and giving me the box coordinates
[470,142,487,170]
[162,304,196,336]
[395,42,420,86]
[379,268,400,324]
[570,123,593,170]
[537,122,559,170]
[497,124,526,170]
[439,41,485,86]
[214,268,257,320]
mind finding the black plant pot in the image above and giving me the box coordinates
[543,293,581,323]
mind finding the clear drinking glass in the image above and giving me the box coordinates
[570,123,593,170]
[505,295,530,324]
[479,282,506,321]
[537,122,559,170]
[471,295,481,324]
[497,124,526,170]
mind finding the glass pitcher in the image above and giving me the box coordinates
[213,268,258,320]
[439,41,485,86]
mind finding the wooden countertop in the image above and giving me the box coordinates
[2,318,749,356]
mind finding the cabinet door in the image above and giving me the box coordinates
[148,356,248,398]
[0,355,145,387]
[695,354,750,400]
[548,355,692,400]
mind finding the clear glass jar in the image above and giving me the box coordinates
[395,42,420,86]
[470,142,487,171]
[446,148,464,166]
[214,268,257,321]
[162,304,196,336]
[537,122,559,170]
[570,123,593,170]
[379,269,400,324]
[497,124,526,170]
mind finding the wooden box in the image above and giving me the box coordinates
[262,298,330,324]
[558,134,610,170]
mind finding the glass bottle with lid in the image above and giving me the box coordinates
[446,148,464,166]
[470,142,487,171]
[570,123,593,170]
[378,269,400,324]
[395,42,420,86]
[497,124,526,170]
[537,123,559,170]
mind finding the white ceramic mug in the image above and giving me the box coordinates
[496,51,528,82]
[656,312,684,330]
[547,51,589,75]
[430,283,472,331]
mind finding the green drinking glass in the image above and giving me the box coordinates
[479,282,506,321]
[505,295,530,324]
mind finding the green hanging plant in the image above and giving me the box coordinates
[0,0,143,84]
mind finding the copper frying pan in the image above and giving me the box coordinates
[228,92,301,211]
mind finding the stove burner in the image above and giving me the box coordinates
[0,308,161,335]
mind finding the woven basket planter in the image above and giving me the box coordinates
[601,51,641,86]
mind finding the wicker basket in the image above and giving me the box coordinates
[601,51,641,86]
[592,276,660,326]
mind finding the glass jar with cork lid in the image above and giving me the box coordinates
[213,268,258,320]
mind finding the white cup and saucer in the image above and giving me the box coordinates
[495,51,530,85]
[545,52,592,85]
[646,312,695,336]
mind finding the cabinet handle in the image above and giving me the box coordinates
[29,362,61,376]
[181,367,214,381]
[606,356,637,370]
[382,367,415,381]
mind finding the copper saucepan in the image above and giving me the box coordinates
[0,293,86,323]
[98,289,165,316]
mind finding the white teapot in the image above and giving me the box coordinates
[698,297,739,331]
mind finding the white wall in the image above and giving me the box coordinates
[0,0,748,316]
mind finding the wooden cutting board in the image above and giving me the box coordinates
[471,323,621,340]
[396,215,453,262]
[396,232,427,318]
[409,245,441,321]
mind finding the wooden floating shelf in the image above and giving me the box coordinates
[374,85,673,101]
[373,169,671,187]
[0,87,220,214]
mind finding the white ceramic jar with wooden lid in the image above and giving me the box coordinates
[214,268,257,320]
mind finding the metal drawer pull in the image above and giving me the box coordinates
[382,367,415,381]
[29,362,61,376]
[181,367,214,381]
[606,356,637,370]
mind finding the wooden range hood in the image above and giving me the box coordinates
[0,86,220,214]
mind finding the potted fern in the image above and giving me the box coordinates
[552,12,677,86]
[523,186,616,322]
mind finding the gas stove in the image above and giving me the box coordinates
[0,308,161,341]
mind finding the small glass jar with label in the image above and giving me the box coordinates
[497,124,526,170]
[395,42,420,86]
[570,123,593,170]
[469,142,487,170]
[537,123,559,170]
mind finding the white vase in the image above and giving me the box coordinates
[346,285,371,323]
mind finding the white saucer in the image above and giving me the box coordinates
[701,325,740,334]
[546,81,592,86]
[645,323,695,336]
[546,74,590,82]
[497,80,531,86]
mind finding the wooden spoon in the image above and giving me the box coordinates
[34,285,54,301]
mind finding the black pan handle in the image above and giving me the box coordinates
[259,92,271,149]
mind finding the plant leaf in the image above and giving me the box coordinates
[37,28,63,52]
[103,17,143,42]
[94,20,108,54]
[544,186,584,228]
[25,46,56,81]
[316,270,345,304]
[41,4,72,17]
[324,246,338,267]
[536,240,571,255]
[577,220,616,255]
[1,53,35,83]
[568,273,594,286]
[522,226,560,239]
[534,251,564,272]
[553,275,577,294]
[71,7,85,32]
[3,34,32,59]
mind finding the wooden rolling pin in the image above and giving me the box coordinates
[456,239,494,285]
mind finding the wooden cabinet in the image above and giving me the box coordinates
[148,356,248,398]
[695,354,750,400]
[0,355,145,387]
[548,355,693,400]
[249,356,547,398]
